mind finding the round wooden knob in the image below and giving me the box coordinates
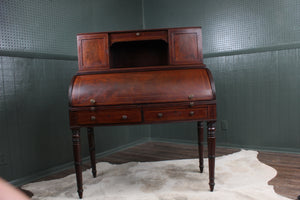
[189,111,195,116]
[122,115,128,120]
[90,116,96,121]
[157,113,163,118]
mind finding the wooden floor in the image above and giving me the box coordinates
[25,142,300,200]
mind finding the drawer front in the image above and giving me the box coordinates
[75,108,142,125]
[110,31,168,45]
[143,107,208,123]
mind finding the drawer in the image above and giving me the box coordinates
[110,31,168,45]
[74,108,142,125]
[143,107,208,123]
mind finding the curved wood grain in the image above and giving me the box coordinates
[70,68,215,107]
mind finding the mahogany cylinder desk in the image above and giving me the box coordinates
[68,27,217,198]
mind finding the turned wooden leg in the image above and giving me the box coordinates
[87,127,97,178]
[197,121,204,173]
[72,129,83,199]
[207,121,216,192]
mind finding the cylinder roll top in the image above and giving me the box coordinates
[70,68,215,107]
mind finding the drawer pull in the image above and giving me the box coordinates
[122,115,128,120]
[91,116,96,121]
[189,111,195,116]
[136,32,140,36]
[189,102,194,107]
[90,99,96,104]
[188,95,194,100]
[157,113,163,118]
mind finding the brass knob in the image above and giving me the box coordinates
[189,111,195,116]
[188,95,194,100]
[136,32,140,36]
[189,102,194,107]
[90,99,96,104]
[122,115,128,120]
[157,113,163,118]
[91,116,96,121]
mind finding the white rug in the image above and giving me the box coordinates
[22,150,291,200]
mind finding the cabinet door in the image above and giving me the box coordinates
[169,28,203,65]
[77,33,109,71]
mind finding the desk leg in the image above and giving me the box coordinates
[197,121,204,173]
[72,128,83,199]
[87,127,97,177]
[207,121,216,192]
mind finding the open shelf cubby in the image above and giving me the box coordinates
[109,40,169,68]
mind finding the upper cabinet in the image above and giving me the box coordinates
[77,33,109,71]
[76,27,203,72]
[168,28,203,65]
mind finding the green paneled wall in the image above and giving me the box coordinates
[0,0,143,57]
[0,57,77,181]
[0,0,149,184]
[143,0,300,54]
[145,0,300,152]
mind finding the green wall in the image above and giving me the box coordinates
[0,0,150,184]
[144,0,300,152]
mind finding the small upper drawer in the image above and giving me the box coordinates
[110,31,168,45]
[73,108,142,125]
[143,106,208,123]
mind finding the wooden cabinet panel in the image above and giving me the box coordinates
[143,106,208,123]
[77,33,109,71]
[169,28,203,65]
